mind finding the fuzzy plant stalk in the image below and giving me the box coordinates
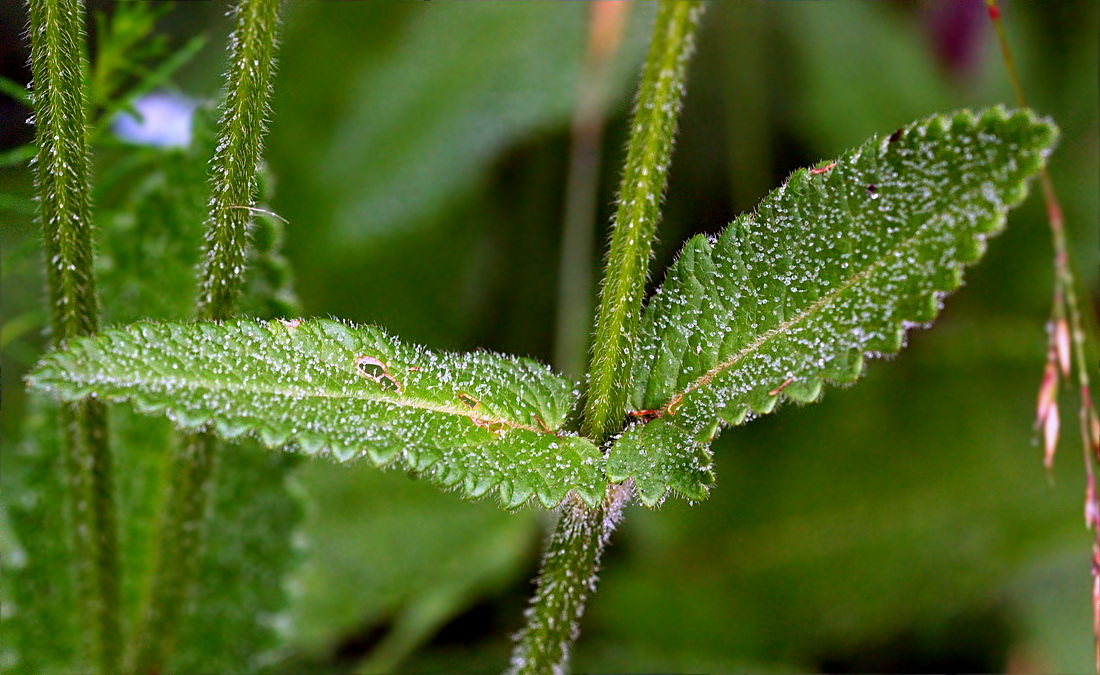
[126,0,282,670]
[27,0,121,671]
[510,4,703,673]
[552,1,629,379]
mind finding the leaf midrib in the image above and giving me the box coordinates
[658,206,959,415]
[60,364,551,435]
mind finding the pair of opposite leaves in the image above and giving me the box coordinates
[29,107,1058,509]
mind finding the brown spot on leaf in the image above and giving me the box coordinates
[768,377,794,396]
[666,393,684,417]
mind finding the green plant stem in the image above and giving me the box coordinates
[196,0,281,322]
[27,0,120,671]
[513,5,702,673]
[581,0,703,443]
[508,484,632,675]
[127,0,281,670]
[127,434,217,673]
[553,2,630,379]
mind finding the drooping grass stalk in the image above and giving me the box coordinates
[126,0,282,670]
[985,2,1100,670]
[27,0,121,671]
[511,5,703,674]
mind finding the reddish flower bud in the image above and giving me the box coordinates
[1087,475,1099,530]
[1043,402,1060,471]
[1055,318,1072,377]
[1036,360,1058,428]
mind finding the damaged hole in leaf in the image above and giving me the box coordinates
[473,418,507,435]
[379,373,402,393]
[888,128,903,143]
[355,355,386,379]
[457,392,480,410]
[355,355,403,393]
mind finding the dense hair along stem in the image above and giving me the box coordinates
[126,0,283,670]
[512,4,704,674]
[27,0,121,671]
[582,1,704,444]
[195,0,282,320]
[508,484,632,675]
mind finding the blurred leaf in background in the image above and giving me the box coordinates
[1,1,1096,673]
[2,3,301,670]
[269,1,656,350]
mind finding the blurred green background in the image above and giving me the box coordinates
[1,1,1097,672]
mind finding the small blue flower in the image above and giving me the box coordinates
[112,91,197,148]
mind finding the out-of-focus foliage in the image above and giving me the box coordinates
[1,1,1096,673]
[2,3,301,670]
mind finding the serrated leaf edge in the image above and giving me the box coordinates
[27,319,607,510]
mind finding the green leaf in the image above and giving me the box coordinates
[170,443,302,673]
[0,75,32,108]
[273,2,654,248]
[608,107,1057,506]
[29,319,605,509]
[0,399,81,675]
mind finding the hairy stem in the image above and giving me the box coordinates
[553,2,630,378]
[582,0,703,442]
[127,435,218,673]
[508,484,632,675]
[196,0,281,322]
[27,0,120,671]
[514,5,703,674]
[127,0,282,670]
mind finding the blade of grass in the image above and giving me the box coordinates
[0,74,32,107]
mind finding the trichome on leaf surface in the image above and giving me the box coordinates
[11,0,1073,673]
[26,105,1057,670]
[30,108,1058,512]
